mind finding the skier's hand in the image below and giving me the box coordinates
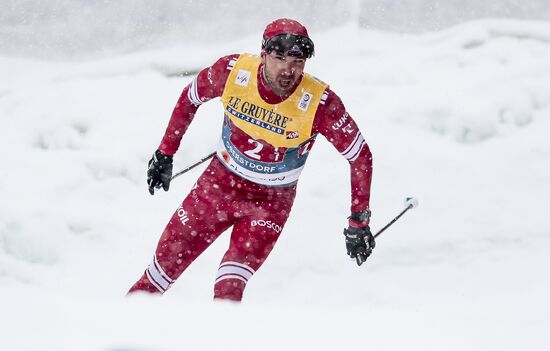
[147,150,173,195]
[344,211,375,266]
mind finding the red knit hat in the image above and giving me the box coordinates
[263,18,309,42]
[262,18,314,58]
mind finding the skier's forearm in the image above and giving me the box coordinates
[349,143,372,212]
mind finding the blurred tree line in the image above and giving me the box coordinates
[1,0,548,58]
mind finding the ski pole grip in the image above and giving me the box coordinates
[404,197,419,209]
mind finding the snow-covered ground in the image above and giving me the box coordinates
[1,19,549,350]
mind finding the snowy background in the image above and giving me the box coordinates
[1,1,550,350]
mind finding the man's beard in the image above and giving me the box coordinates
[263,67,296,97]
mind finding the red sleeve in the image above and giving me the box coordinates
[313,89,373,213]
[158,54,240,155]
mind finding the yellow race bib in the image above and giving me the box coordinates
[217,53,328,186]
[221,53,327,147]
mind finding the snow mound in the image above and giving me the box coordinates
[1,19,549,351]
[348,19,550,143]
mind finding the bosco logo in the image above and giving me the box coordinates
[251,219,282,234]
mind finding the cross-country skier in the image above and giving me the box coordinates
[128,18,375,301]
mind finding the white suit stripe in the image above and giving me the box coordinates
[215,261,255,284]
[187,76,202,106]
[341,133,365,161]
[145,268,165,293]
[146,256,173,292]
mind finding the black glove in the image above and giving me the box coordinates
[147,150,173,195]
[344,211,375,266]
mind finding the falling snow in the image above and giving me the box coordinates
[1,19,550,351]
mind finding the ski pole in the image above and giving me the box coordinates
[373,197,419,239]
[170,133,320,181]
[171,152,216,181]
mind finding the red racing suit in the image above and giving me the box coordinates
[128,54,373,301]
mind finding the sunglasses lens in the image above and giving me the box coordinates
[264,34,314,58]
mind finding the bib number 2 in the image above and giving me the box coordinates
[244,139,263,160]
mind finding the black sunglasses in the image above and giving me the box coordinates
[263,34,315,58]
